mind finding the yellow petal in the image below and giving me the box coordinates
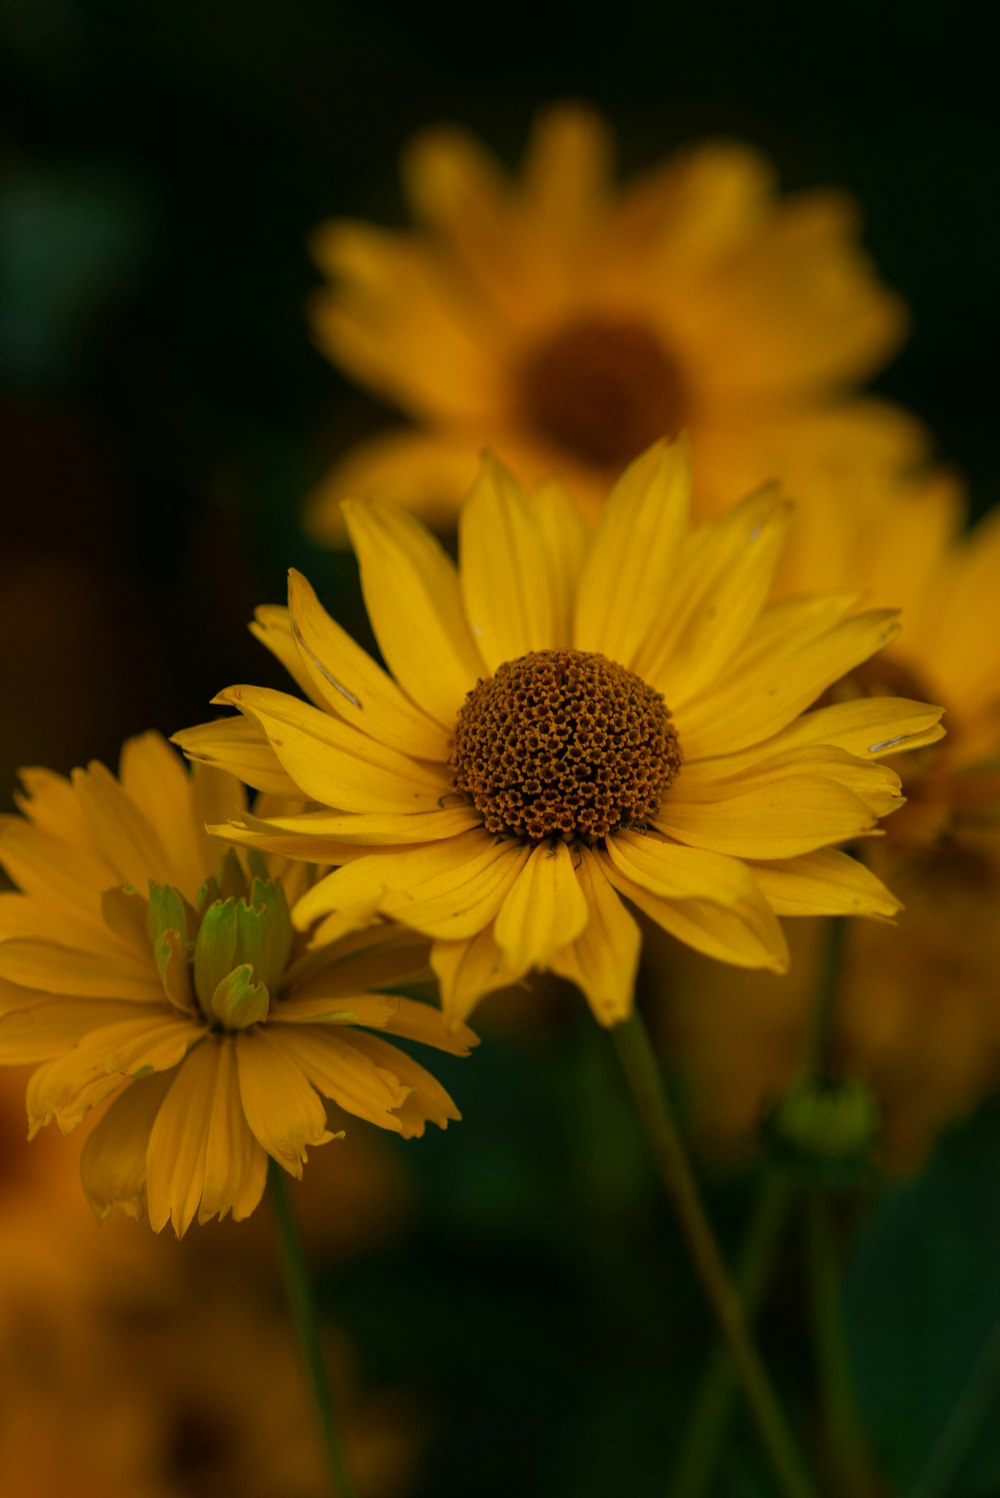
[333,1029,462,1135]
[199,1036,270,1222]
[749,850,901,918]
[574,439,690,667]
[227,804,481,850]
[612,872,789,972]
[0,815,116,924]
[549,847,640,1026]
[294,831,531,943]
[0,938,164,1002]
[213,684,448,812]
[532,478,589,646]
[431,927,520,1026]
[655,775,884,857]
[677,605,900,757]
[672,746,904,818]
[459,454,564,671]
[145,1040,217,1234]
[268,1024,409,1131]
[605,828,769,905]
[71,760,180,893]
[520,104,614,253]
[493,840,588,972]
[343,497,485,727]
[0,997,140,1064]
[80,1072,174,1221]
[689,697,946,775]
[235,1028,334,1176]
[287,569,450,760]
[304,427,481,543]
[172,717,301,799]
[118,733,207,902]
[634,485,793,699]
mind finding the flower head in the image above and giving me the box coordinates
[0,734,474,1235]
[177,440,944,1027]
[306,104,914,537]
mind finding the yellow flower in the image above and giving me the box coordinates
[0,734,474,1236]
[305,104,916,539]
[176,439,944,1028]
[777,465,1000,851]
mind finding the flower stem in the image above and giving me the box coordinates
[611,1011,818,1498]
[668,1171,795,1498]
[268,1159,360,1498]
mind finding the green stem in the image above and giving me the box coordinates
[668,1172,794,1498]
[611,1012,819,1498]
[804,1191,872,1497]
[268,1159,360,1498]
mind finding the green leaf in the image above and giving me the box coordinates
[209,963,269,1030]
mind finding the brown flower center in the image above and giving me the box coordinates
[450,649,682,843]
[519,317,686,469]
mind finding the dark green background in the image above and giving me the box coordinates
[2,4,998,1495]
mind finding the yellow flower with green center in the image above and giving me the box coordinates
[176,439,944,1027]
[0,734,474,1235]
[305,103,917,539]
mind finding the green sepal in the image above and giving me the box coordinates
[246,847,270,884]
[193,898,238,1011]
[766,1072,880,1187]
[215,848,249,903]
[246,877,293,990]
[154,928,195,1013]
[209,963,270,1029]
[147,883,196,951]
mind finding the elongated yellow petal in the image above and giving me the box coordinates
[603,858,789,972]
[229,804,480,849]
[677,606,901,757]
[171,716,301,798]
[672,746,903,818]
[80,1072,174,1221]
[269,1024,409,1131]
[689,697,945,775]
[199,1036,270,1223]
[431,927,519,1025]
[0,938,164,1002]
[493,840,588,972]
[0,816,117,924]
[532,478,589,646]
[0,997,140,1064]
[749,850,901,918]
[550,847,640,1026]
[249,604,320,701]
[287,569,450,760]
[633,486,792,699]
[335,1029,462,1135]
[235,1028,334,1175]
[459,454,565,670]
[145,1041,216,1234]
[343,498,485,727]
[573,438,690,667]
[213,685,448,812]
[118,733,207,904]
[72,760,181,894]
[655,775,885,857]
[604,829,768,905]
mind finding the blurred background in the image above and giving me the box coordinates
[2,2,999,1495]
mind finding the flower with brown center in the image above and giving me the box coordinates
[304,104,916,538]
[176,439,944,1028]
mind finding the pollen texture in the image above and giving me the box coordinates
[450,649,682,843]
[519,317,685,468]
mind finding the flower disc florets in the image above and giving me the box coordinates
[450,648,682,844]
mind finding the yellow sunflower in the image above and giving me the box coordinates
[176,439,944,1028]
[0,734,474,1236]
[305,103,917,539]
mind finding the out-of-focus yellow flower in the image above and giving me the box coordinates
[0,734,474,1235]
[177,439,943,1028]
[305,104,916,539]
[666,469,1000,1169]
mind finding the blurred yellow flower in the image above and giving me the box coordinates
[305,104,915,538]
[177,440,943,1028]
[0,734,474,1236]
